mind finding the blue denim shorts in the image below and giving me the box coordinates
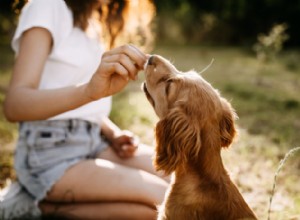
[14,119,109,202]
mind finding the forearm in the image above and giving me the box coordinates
[100,117,122,141]
[101,116,139,159]
[3,84,92,122]
[5,27,147,123]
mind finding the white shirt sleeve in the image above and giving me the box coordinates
[11,0,72,54]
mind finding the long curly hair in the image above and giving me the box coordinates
[14,0,156,50]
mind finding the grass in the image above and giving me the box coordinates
[0,43,299,219]
[267,147,300,220]
[0,37,16,146]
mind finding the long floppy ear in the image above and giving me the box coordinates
[154,106,202,175]
[219,98,237,148]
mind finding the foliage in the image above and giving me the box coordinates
[267,147,300,220]
[1,0,300,46]
[153,0,300,46]
[253,23,289,62]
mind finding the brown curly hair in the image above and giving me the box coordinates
[14,0,155,50]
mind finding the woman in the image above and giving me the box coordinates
[0,0,168,219]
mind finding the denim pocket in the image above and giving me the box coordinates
[26,127,68,170]
[27,127,67,149]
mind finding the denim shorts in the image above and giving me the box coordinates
[14,119,109,202]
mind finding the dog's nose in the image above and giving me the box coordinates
[147,55,155,65]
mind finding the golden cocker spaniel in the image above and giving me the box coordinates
[142,55,257,220]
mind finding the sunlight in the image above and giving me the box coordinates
[94,159,116,169]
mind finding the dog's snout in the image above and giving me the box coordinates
[148,55,155,65]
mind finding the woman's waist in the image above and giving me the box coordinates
[49,96,112,124]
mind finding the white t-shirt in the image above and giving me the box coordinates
[12,0,112,125]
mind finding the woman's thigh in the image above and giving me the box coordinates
[97,144,169,181]
[45,159,168,207]
[41,201,157,220]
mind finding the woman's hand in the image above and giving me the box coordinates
[110,130,140,159]
[86,44,147,100]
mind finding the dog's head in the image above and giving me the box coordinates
[142,55,237,174]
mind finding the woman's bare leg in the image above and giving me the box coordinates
[98,144,170,182]
[45,159,167,206]
[40,201,157,220]
[42,145,168,218]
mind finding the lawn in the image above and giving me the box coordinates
[0,42,300,219]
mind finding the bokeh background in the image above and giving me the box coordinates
[0,0,300,219]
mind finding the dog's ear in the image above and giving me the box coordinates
[219,98,237,148]
[154,106,202,175]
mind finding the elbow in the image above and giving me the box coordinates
[3,99,19,123]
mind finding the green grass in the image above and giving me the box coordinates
[150,45,300,147]
[0,40,17,146]
[0,43,299,219]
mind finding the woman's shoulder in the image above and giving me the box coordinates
[20,0,70,21]
[17,0,72,33]
[12,0,73,53]
[25,0,67,9]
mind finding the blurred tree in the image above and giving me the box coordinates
[0,0,13,13]
[1,0,300,46]
[0,0,16,42]
[154,0,300,46]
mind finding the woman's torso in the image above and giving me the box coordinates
[12,0,112,125]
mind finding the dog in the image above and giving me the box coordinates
[142,55,257,220]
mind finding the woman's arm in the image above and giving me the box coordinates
[101,117,139,158]
[4,27,146,122]
[101,116,122,141]
[4,27,91,122]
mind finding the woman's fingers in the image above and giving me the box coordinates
[118,144,138,158]
[111,130,140,159]
[101,44,147,81]
[103,44,147,70]
[87,44,147,99]
[112,143,136,159]
[120,136,139,158]
[101,62,128,80]
[118,146,137,158]
[102,54,139,80]
[127,44,148,67]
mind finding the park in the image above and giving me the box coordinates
[0,0,300,219]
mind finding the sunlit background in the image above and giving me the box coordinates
[0,0,299,219]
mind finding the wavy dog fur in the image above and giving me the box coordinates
[143,55,257,220]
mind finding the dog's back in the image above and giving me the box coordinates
[158,168,256,220]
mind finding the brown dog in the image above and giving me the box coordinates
[142,55,257,220]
